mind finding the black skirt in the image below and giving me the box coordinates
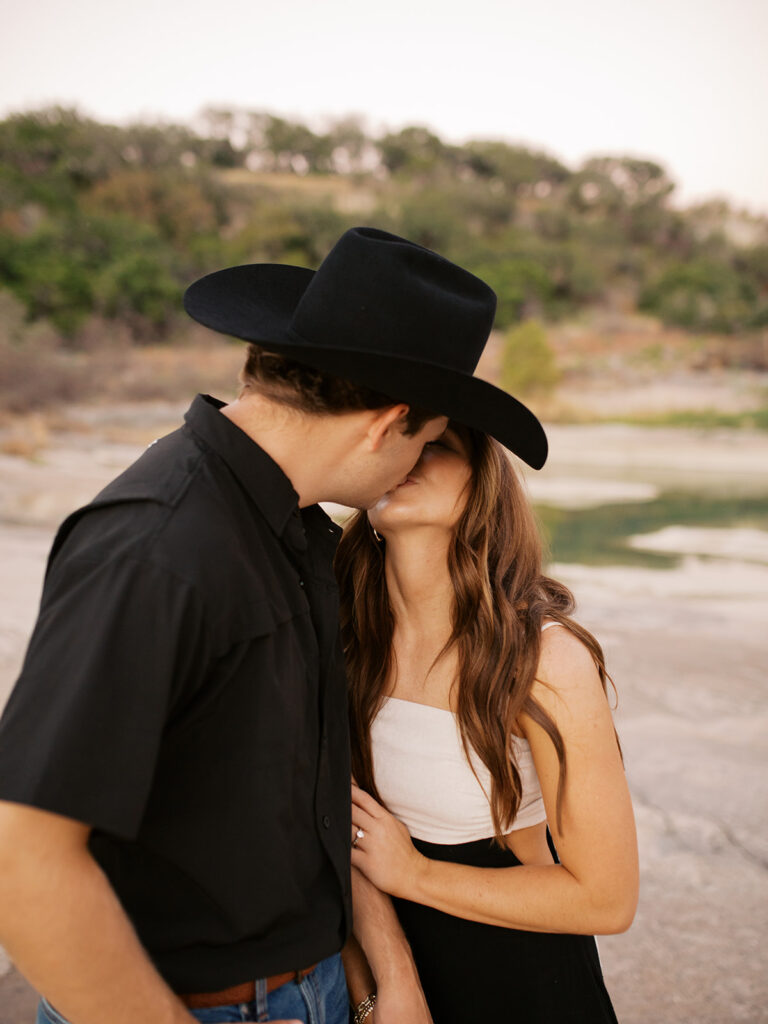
[392,837,619,1024]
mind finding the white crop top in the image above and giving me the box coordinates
[370,699,547,843]
[370,621,557,843]
[366,643,561,843]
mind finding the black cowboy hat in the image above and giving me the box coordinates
[184,226,548,468]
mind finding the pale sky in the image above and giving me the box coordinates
[2,0,767,213]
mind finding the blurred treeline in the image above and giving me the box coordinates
[1,105,768,349]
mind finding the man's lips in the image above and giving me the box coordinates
[382,475,417,500]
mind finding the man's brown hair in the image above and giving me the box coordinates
[241,344,437,435]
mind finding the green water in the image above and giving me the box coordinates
[535,491,768,568]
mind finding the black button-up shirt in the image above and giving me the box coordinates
[0,395,351,991]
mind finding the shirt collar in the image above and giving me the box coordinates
[184,394,308,551]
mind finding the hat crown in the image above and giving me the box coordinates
[289,227,496,373]
[182,226,547,468]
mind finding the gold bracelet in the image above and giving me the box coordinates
[353,992,377,1023]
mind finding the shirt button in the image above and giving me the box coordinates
[322,815,331,829]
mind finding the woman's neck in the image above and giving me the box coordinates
[383,529,454,646]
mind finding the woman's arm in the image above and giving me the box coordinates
[351,628,638,936]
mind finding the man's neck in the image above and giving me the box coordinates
[219,392,355,508]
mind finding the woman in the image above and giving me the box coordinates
[335,423,638,1023]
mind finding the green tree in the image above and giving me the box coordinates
[378,126,457,179]
[85,169,222,245]
[325,116,370,174]
[472,258,555,327]
[462,141,570,194]
[735,244,768,293]
[0,107,125,212]
[252,115,334,174]
[639,259,759,332]
[118,121,211,169]
[394,188,472,255]
[566,156,676,246]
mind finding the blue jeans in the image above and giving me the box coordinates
[36,952,349,1024]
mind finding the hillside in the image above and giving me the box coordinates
[1,107,767,426]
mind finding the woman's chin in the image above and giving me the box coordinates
[371,487,413,517]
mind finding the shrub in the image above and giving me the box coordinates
[500,319,560,397]
[0,214,184,340]
[94,252,182,335]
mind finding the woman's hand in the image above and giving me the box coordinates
[351,784,426,899]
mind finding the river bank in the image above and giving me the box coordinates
[1,410,767,1023]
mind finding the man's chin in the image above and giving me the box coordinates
[326,484,396,511]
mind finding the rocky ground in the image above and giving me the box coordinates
[0,406,767,1023]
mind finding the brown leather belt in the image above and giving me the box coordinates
[180,966,317,1009]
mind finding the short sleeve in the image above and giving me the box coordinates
[0,551,208,839]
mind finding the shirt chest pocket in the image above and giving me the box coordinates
[190,595,320,764]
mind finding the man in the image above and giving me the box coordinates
[0,227,547,1024]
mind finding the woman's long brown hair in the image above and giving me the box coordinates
[335,427,614,839]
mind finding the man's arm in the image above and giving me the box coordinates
[340,933,375,1009]
[350,866,432,1024]
[0,802,302,1024]
[0,801,192,1024]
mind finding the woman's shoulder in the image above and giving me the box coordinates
[540,618,596,653]
[533,620,604,704]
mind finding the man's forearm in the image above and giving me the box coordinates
[0,812,192,1024]
[350,867,432,1023]
[350,866,419,985]
[341,933,376,1007]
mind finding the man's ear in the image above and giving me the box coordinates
[366,404,410,452]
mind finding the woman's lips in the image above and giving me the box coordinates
[385,475,417,498]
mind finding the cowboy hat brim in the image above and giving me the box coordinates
[185,263,548,469]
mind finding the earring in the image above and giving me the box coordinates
[372,527,383,543]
